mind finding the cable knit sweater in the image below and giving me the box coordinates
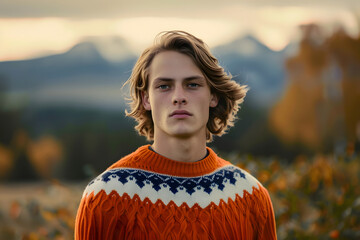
[75,145,277,239]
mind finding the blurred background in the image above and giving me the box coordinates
[0,0,359,239]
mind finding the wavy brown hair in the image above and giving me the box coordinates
[124,30,248,142]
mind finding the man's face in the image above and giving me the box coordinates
[142,50,218,141]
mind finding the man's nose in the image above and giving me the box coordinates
[172,86,187,105]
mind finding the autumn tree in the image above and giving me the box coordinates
[270,23,360,152]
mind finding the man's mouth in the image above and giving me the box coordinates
[169,110,193,118]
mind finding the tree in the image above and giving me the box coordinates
[270,24,360,152]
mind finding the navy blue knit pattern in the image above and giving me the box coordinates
[88,166,246,195]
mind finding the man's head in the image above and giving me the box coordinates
[125,30,247,142]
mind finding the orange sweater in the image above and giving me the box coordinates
[75,145,277,239]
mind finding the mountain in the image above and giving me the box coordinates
[212,35,288,107]
[213,35,274,57]
[81,36,136,62]
[0,35,291,110]
[0,36,137,109]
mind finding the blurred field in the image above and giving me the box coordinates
[0,181,84,240]
[1,152,359,240]
[234,152,360,240]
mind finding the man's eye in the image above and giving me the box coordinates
[158,85,169,90]
[188,83,199,88]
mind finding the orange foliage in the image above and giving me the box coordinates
[270,24,360,150]
[306,155,334,192]
[329,230,340,238]
[232,152,360,239]
[12,129,29,150]
[9,201,21,220]
[342,79,360,141]
[0,128,65,180]
[0,144,13,178]
[27,136,64,179]
[271,81,324,147]
[328,29,360,142]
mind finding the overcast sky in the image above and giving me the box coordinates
[0,0,359,61]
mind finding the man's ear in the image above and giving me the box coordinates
[210,93,219,108]
[141,91,151,110]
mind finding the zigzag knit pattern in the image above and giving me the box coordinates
[75,145,277,240]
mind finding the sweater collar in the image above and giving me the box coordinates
[134,145,220,177]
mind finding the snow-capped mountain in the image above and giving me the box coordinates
[213,35,287,107]
[76,36,136,62]
[0,35,291,110]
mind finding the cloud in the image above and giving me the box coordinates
[0,1,358,61]
[0,0,358,18]
[0,17,240,61]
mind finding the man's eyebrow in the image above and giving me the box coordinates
[184,76,205,81]
[153,77,173,82]
[153,76,205,82]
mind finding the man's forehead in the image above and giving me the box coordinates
[148,51,204,82]
[150,51,198,69]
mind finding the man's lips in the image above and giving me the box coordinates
[169,110,193,118]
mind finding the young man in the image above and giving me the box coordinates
[75,31,277,239]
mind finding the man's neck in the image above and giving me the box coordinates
[151,134,208,163]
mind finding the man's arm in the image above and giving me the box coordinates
[258,186,277,240]
[75,190,127,240]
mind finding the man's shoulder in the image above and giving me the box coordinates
[213,152,262,189]
[230,164,273,211]
[81,167,136,199]
[217,163,264,195]
[221,164,273,215]
[80,145,149,199]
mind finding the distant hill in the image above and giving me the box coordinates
[0,35,295,110]
[0,36,137,109]
[212,35,294,107]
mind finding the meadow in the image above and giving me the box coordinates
[1,151,359,240]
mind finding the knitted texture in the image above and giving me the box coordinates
[75,145,277,239]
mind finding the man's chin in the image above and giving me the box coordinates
[171,131,193,139]
[169,128,206,139]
